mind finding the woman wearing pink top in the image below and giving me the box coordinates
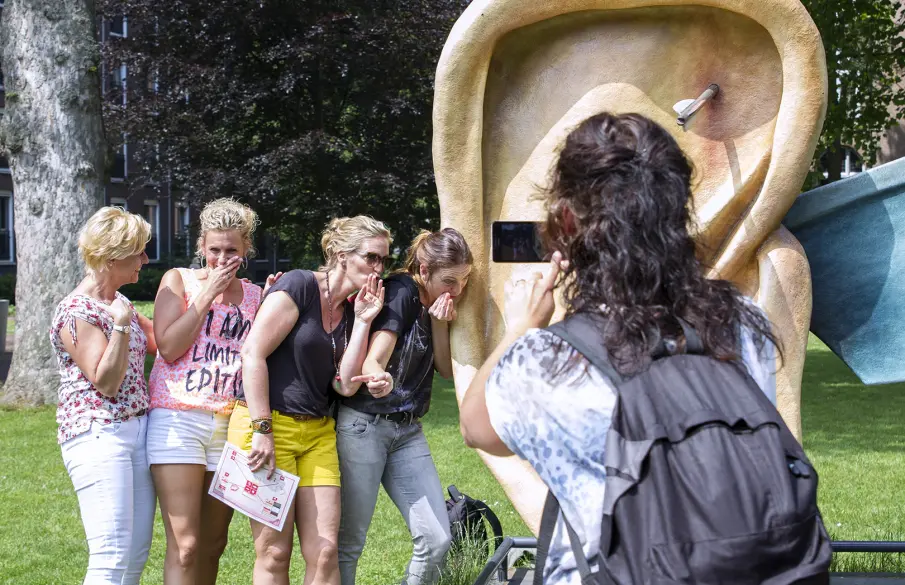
[147,198,279,585]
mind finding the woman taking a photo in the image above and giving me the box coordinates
[51,206,155,585]
[336,227,473,585]
[230,215,390,585]
[147,198,278,584]
[459,113,778,585]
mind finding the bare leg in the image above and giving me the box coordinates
[152,464,207,585]
[250,499,297,585]
[196,471,234,585]
[297,486,341,585]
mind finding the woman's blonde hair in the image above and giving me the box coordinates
[401,228,473,289]
[195,198,260,260]
[320,216,392,270]
[79,206,152,275]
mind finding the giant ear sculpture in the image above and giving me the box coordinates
[433,0,827,533]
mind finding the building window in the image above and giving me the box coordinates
[145,200,160,261]
[0,193,13,263]
[819,146,865,183]
[0,110,7,175]
[110,197,128,211]
[0,68,5,92]
[0,110,7,174]
[254,231,269,260]
[111,144,127,182]
[116,64,127,105]
[175,203,192,257]
[272,236,290,262]
[254,269,270,285]
[108,16,128,38]
[841,148,864,178]
[147,69,160,95]
[104,63,127,106]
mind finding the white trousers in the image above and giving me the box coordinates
[61,416,156,585]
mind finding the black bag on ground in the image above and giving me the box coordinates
[446,485,504,555]
[534,312,832,585]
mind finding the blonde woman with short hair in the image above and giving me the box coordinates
[228,215,390,584]
[50,206,154,585]
[147,198,279,585]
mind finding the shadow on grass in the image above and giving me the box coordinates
[802,338,905,573]
[802,343,905,456]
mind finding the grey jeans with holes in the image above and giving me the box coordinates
[336,405,452,585]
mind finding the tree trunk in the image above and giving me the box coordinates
[0,0,106,405]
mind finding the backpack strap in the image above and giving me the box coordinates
[563,519,593,580]
[547,314,624,384]
[471,498,505,550]
[536,492,616,585]
[564,517,619,585]
[533,492,561,585]
[549,314,707,377]
[447,485,463,502]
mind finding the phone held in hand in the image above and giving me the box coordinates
[491,221,546,263]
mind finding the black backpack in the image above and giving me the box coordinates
[446,485,504,555]
[534,313,832,585]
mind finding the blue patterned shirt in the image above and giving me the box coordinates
[485,320,776,585]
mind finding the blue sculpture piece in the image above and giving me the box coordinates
[784,157,905,385]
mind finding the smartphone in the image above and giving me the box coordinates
[491,221,546,263]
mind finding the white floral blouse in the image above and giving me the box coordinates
[50,292,149,444]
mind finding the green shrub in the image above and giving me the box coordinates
[0,274,15,305]
[120,267,168,301]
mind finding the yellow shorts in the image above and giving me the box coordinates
[227,403,341,487]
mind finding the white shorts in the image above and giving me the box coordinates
[146,408,230,471]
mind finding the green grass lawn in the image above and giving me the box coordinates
[0,333,904,582]
[0,378,526,584]
[802,335,905,572]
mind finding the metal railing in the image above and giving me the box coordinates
[473,537,537,585]
[832,541,905,553]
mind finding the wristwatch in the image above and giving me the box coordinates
[112,324,130,336]
[251,418,273,434]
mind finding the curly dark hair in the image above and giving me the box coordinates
[542,112,779,374]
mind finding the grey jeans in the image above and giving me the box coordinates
[336,405,452,585]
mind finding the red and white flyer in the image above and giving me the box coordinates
[208,443,299,532]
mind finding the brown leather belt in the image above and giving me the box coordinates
[235,400,323,422]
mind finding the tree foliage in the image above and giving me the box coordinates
[802,0,905,184]
[98,0,905,224]
[97,0,467,263]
